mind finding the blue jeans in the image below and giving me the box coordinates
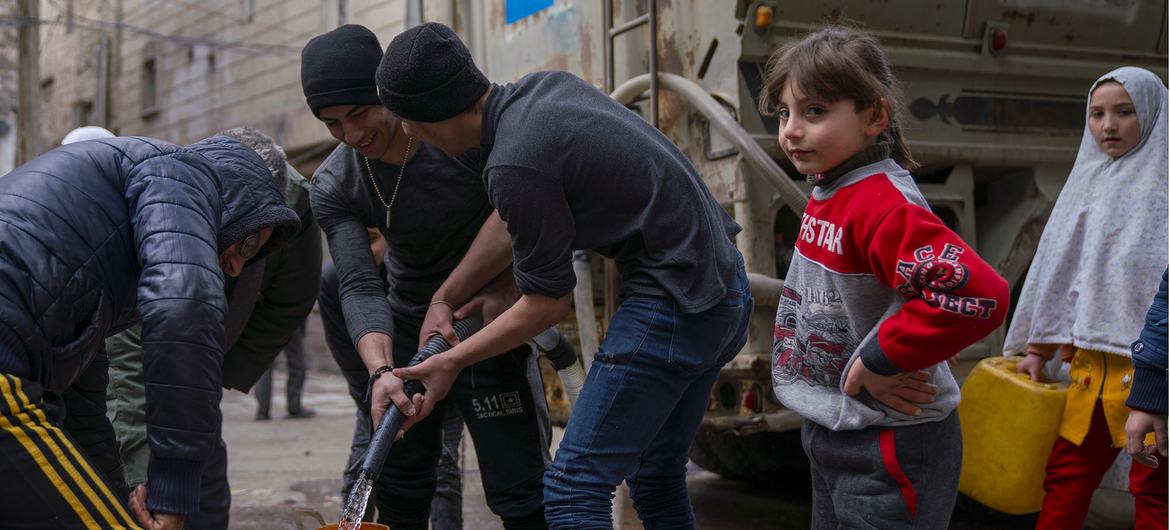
[544,256,751,529]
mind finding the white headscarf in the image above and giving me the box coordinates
[1004,67,1168,358]
[61,126,115,145]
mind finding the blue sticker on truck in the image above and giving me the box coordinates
[507,0,555,23]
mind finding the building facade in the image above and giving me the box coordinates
[32,0,415,170]
[0,3,19,174]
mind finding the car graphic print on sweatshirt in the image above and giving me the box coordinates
[774,285,859,388]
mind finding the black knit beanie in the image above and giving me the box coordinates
[301,25,383,117]
[376,22,490,123]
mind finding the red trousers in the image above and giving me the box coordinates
[1037,403,1168,530]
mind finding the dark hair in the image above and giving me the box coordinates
[759,25,917,168]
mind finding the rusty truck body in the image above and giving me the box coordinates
[424,0,1167,517]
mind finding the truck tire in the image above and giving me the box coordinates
[688,425,808,485]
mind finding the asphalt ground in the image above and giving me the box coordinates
[220,368,1052,530]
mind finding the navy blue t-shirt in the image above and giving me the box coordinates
[479,71,741,313]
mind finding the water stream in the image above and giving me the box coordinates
[337,471,375,530]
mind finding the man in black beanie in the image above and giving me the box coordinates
[301,24,551,530]
[380,22,752,529]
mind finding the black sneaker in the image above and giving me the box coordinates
[287,408,317,419]
[254,411,271,421]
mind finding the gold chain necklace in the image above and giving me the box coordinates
[363,136,414,228]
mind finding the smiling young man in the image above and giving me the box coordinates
[301,25,550,530]
[376,22,752,529]
[0,134,299,530]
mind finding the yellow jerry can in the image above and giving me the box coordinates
[958,355,1068,515]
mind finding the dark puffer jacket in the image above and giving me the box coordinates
[1128,270,1169,415]
[0,135,299,514]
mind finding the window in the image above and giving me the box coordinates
[40,76,55,105]
[73,100,93,127]
[141,42,159,118]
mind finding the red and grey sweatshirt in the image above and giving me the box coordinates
[772,157,1009,430]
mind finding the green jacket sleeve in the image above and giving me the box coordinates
[221,166,323,391]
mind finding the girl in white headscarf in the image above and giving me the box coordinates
[1005,66,1168,530]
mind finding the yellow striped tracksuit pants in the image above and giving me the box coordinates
[0,373,141,529]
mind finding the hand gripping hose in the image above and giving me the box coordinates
[362,316,483,478]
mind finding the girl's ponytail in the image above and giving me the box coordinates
[885,119,918,169]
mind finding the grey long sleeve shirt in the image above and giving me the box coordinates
[310,142,490,345]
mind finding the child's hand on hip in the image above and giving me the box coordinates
[844,360,937,416]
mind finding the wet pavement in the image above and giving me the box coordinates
[221,368,1042,529]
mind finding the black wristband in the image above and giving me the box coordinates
[363,365,394,408]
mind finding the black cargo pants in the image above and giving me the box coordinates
[319,262,551,530]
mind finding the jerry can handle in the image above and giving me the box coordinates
[999,354,1064,390]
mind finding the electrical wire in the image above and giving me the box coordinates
[146,0,327,51]
[0,14,300,55]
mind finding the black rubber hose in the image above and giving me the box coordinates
[361,316,482,477]
[541,331,579,371]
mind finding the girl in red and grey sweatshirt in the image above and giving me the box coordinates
[761,27,1010,528]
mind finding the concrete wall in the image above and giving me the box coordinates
[0,3,17,174]
[36,1,110,147]
[35,0,409,157]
